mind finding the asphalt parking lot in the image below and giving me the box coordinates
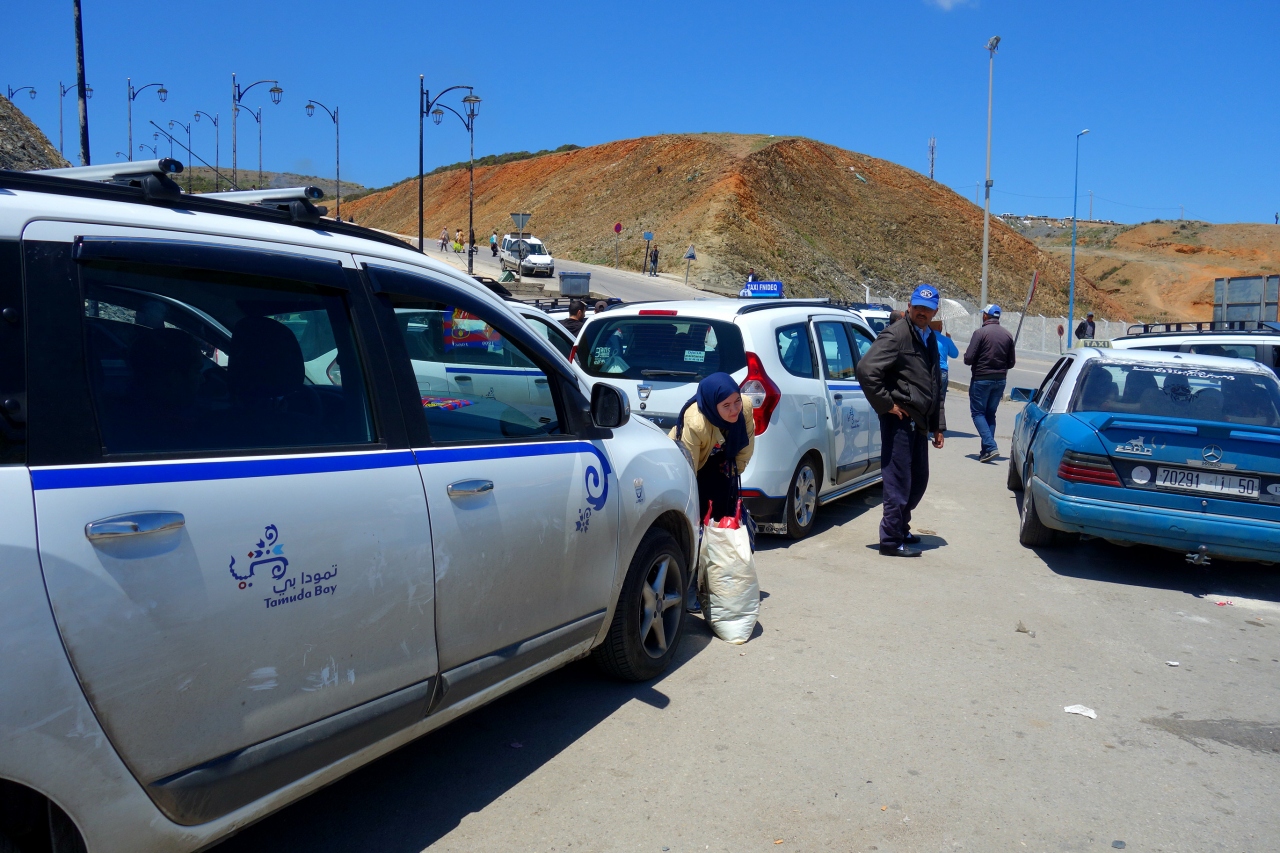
[215,402,1280,853]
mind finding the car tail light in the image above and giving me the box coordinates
[1057,450,1122,487]
[740,351,780,435]
[638,309,678,315]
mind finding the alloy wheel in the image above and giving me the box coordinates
[638,555,683,658]
[793,464,817,528]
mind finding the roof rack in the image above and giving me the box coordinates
[1123,320,1280,336]
[33,158,185,201]
[0,167,412,253]
[202,186,328,225]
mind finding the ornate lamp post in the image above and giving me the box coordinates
[305,100,340,218]
[418,79,480,273]
[194,111,219,190]
[137,142,158,158]
[231,73,282,188]
[127,78,168,161]
[418,78,475,258]
[168,119,192,191]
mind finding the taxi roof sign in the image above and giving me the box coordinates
[738,280,784,299]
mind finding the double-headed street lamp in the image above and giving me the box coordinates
[194,111,219,190]
[168,119,192,191]
[418,78,480,273]
[59,80,92,158]
[127,78,168,161]
[1067,128,1090,348]
[305,100,340,218]
[231,73,282,188]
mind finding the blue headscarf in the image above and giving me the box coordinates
[678,372,749,464]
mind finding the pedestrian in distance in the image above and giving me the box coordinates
[855,284,947,558]
[649,246,660,276]
[963,304,1016,463]
[454,229,464,254]
[490,230,498,257]
[669,372,756,608]
[560,300,588,336]
[746,268,759,282]
[438,227,449,252]
[931,319,959,397]
[1074,311,1096,341]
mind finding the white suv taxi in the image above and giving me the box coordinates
[574,299,883,538]
[0,160,697,853]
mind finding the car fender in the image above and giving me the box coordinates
[1028,413,1109,489]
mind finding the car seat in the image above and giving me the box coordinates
[228,315,324,443]
[1076,369,1119,411]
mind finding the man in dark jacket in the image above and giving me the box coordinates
[963,304,1017,462]
[855,284,947,557]
[1074,311,1096,341]
[560,301,588,335]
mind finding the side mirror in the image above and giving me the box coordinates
[590,383,630,429]
[1009,387,1036,404]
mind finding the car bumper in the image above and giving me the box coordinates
[1031,477,1280,562]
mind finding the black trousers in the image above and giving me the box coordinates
[878,413,930,547]
[696,448,739,521]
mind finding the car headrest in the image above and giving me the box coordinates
[229,315,304,400]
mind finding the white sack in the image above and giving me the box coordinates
[698,523,759,644]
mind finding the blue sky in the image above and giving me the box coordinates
[10,1,1278,223]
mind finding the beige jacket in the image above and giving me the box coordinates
[669,399,756,476]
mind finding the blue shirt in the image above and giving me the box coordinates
[937,334,959,371]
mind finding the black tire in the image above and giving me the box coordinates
[1007,454,1023,491]
[592,528,687,681]
[786,456,819,540]
[1018,483,1057,547]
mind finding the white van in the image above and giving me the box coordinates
[499,234,555,277]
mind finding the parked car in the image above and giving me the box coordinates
[1007,347,1280,564]
[1109,320,1280,376]
[499,234,555,277]
[0,160,698,853]
[846,303,894,335]
[574,299,883,538]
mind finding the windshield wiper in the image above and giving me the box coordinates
[641,369,699,378]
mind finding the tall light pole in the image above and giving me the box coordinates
[979,35,1000,311]
[1067,128,1090,348]
[305,100,340,218]
[194,111,219,190]
[168,119,192,191]
[231,73,282,188]
[238,105,265,187]
[59,81,92,157]
[73,0,91,165]
[418,78,476,257]
[137,142,157,158]
[126,78,167,161]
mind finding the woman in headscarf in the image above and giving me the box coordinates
[670,372,755,522]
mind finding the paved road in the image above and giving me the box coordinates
[214,403,1279,853]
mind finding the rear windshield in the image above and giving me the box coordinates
[577,315,747,380]
[1070,362,1280,427]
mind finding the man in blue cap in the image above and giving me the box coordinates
[963,303,1017,462]
[855,283,947,557]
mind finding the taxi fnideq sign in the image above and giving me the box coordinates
[739,280,784,299]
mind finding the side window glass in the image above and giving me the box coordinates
[79,260,375,455]
[0,242,24,463]
[524,315,573,359]
[775,323,815,379]
[848,324,875,361]
[815,322,856,380]
[1034,357,1067,404]
[387,297,562,443]
[1040,358,1074,410]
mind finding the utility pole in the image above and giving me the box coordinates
[979,35,1001,311]
[1088,190,1093,222]
[1180,204,1184,221]
[928,137,936,181]
[73,0,91,165]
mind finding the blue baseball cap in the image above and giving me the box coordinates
[910,284,940,310]
[985,304,1002,317]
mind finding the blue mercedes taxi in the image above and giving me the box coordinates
[1007,347,1280,564]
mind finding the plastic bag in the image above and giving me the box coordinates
[698,502,760,644]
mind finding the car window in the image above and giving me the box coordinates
[775,323,815,379]
[523,313,574,359]
[1187,342,1257,360]
[848,324,876,360]
[815,322,856,380]
[1070,361,1280,426]
[1034,357,1068,405]
[577,315,747,380]
[0,241,23,463]
[863,315,890,334]
[386,297,562,443]
[78,261,375,455]
[1040,357,1074,410]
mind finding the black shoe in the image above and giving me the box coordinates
[903,532,922,545]
[879,543,921,557]
[978,449,999,463]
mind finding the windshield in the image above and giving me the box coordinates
[1070,361,1280,427]
[518,241,550,257]
[577,315,747,381]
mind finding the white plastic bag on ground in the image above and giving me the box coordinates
[698,522,759,644]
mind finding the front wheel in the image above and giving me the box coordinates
[592,528,687,681]
[786,457,819,539]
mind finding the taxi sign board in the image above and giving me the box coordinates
[738,280,784,299]
[1074,338,1112,348]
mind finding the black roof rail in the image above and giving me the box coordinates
[520,296,625,312]
[1122,320,1280,336]
[0,168,413,253]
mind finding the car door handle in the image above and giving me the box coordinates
[534,378,549,385]
[85,511,185,541]
[453,375,472,382]
[832,394,843,402]
[447,479,494,498]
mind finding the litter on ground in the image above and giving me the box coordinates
[1064,704,1097,719]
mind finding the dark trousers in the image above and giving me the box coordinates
[696,449,739,521]
[878,412,930,547]
[968,378,1006,456]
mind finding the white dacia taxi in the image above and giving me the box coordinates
[0,160,697,853]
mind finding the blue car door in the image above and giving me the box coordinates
[1016,356,1073,476]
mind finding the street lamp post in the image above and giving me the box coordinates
[137,142,157,158]
[168,119,192,192]
[418,78,477,262]
[7,85,36,101]
[231,73,282,189]
[1067,128,1090,348]
[238,106,265,188]
[979,35,1000,311]
[126,78,168,162]
[155,131,172,159]
[305,100,340,218]
[194,111,219,190]
[58,81,92,158]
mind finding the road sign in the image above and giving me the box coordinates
[510,212,531,233]
[614,222,622,234]
[739,280,784,299]
[1057,324,1064,337]
[684,245,696,260]
[642,231,654,242]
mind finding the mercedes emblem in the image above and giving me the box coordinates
[1201,445,1223,464]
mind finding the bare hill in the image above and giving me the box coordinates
[0,95,69,171]
[345,133,1127,319]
